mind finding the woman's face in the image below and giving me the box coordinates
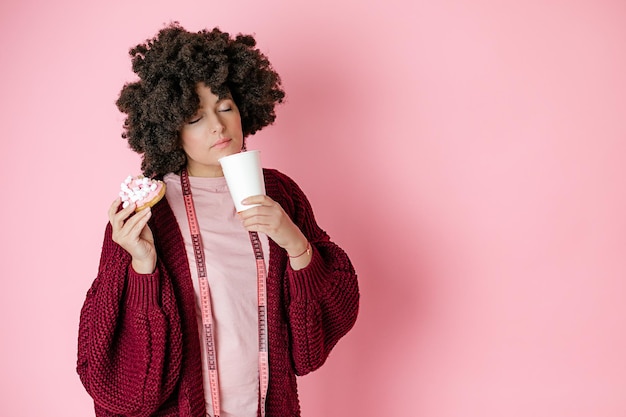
[180,83,244,177]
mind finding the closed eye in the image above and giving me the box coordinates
[218,98,235,112]
[187,115,202,124]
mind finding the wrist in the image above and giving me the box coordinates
[132,257,156,275]
[286,234,309,258]
[288,240,311,259]
[287,239,312,271]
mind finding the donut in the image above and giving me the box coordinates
[119,175,166,212]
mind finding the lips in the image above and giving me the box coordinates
[211,138,232,148]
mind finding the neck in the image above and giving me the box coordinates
[186,164,224,178]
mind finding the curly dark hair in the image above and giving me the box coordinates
[115,22,285,177]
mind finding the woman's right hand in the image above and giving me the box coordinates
[108,198,157,274]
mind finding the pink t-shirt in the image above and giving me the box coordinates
[164,173,270,417]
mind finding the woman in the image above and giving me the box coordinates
[77,22,359,417]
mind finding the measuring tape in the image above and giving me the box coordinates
[181,169,269,417]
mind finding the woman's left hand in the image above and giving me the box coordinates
[239,195,311,269]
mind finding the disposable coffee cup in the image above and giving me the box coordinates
[219,150,266,212]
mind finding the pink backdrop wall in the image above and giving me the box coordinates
[1,0,624,416]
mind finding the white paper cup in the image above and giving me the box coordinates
[219,150,266,212]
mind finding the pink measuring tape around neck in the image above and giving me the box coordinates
[180,169,269,417]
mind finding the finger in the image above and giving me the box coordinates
[241,222,268,235]
[119,207,152,237]
[238,208,279,226]
[109,200,136,228]
[238,198,283,220]
[237,205,262,220]
[241,194,273,207]
[241,214,272,229]
[108,198,122,219]
[113,211,152,250]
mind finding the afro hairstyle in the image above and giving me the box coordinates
[116,22,285,177]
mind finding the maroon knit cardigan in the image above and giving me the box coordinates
[77,169,359,417]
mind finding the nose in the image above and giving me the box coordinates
[211,116,224,134]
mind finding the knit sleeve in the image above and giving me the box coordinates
[76,223,183,415]
[268,170,360,376]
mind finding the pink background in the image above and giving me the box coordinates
[1,0,625,416]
